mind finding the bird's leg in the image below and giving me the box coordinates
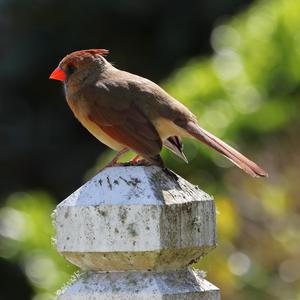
[107,148,129,166]
[131,155,141,164]
[122,155,149,166]
[97,148,129,173]
[129,155,149,166]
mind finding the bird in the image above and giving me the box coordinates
[49,49,268,178]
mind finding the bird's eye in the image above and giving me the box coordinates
[66,64,77,76]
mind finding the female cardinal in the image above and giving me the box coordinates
[50,49,267,178]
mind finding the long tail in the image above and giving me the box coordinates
[182,121,268,178]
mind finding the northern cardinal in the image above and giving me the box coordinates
[50,49,267,178]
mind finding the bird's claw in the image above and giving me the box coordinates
[122,159,151,167]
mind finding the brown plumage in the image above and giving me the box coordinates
[50,49,268,178]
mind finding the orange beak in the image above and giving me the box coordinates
[49,67,66,81]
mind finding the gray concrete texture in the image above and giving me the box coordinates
[54,166,220,299]
[58,269,220,300]
[54,166,216,271]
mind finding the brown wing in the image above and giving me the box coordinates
[81,82,162,158]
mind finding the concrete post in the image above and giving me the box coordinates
[54,166,220,299]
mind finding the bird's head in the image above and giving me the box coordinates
[49,49,110,84]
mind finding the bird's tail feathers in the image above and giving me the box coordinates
[184,122,268,178]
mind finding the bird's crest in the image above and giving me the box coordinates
[61,49,109,65]
[77,49,109,56]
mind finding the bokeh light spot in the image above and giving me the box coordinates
[279,259,300,283]
[0,207,26,241]
[228,252,251,276]
[211,25,241,52]
[213,49,243,81]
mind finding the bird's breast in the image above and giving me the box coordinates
[66,96,124,151]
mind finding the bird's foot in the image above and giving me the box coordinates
[130,155,141,164]
[128,155,151,166]
[122,159,151,167]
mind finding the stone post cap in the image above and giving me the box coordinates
[54,166,216,271]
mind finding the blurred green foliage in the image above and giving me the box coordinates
[0,193,76,300]
[1,0,300,299]
[163,0,300,183]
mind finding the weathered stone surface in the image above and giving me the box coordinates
[57,268,220,300]
[54,166,216,271]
